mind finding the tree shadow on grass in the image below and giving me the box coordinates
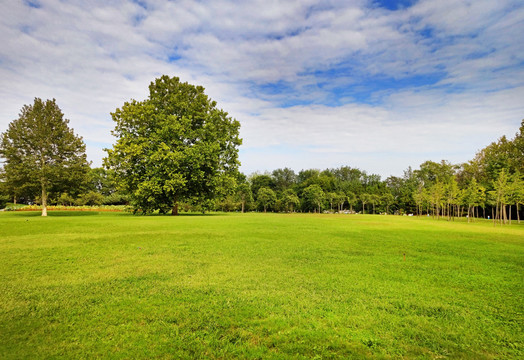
[9,211,100,217]
[135,212,223,217]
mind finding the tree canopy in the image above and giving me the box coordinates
[104,75,242,214]
[0,98,89,216]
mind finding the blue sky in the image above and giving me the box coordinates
[1,0,523,177]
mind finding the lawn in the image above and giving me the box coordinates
[0,212,522,359]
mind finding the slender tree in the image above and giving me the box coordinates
[360,193,371,214]
[382,192,395,215]
[346,191,357,213]
[336,191,346,212]
[370,194,380,214]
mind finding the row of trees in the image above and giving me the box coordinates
[0,76,241,215]
[217,122,523,225]
[1,75,522,222]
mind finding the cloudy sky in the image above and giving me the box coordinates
[1,0,523,177]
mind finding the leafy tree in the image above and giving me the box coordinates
[336,191,346,212]
[413,185,425,216]
[369,194,381,214]
[272,168,297,192]
[0,98,89,216]
[281,189,300,212]
[105,76,241,215]
[490,170,510,225]
[235,182,253,213]
[429,181,445,219]
[250,173,275,196]
[509,172,524,223]
[0,178,9,209]
[346,191,357,213]
[334,166,366,194]
[415,160,455,186]
[88,167,117,196]
[445,177,460,220]
[326,192,338,211]
[57,193,75,206]
[360,193,371,214]
[381,192,395,215]
[78,191,104,206]
[257,187,276,213]
[302,184,325,213]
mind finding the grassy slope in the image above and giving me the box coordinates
[0,212,522,359]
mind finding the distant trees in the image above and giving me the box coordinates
[0,98,89,216]
[0,93,521,223]
[303,184,325,213]
[257,187,276,213]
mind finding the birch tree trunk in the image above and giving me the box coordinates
[41,186,48,217]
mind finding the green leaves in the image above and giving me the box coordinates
[0,98,89,212]
[105,76,241,214]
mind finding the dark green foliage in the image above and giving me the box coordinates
[257,186,276,212]
[0,98,90,215]
[105,75,242,214]
[302,184,325,212]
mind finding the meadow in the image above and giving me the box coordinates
[0,211,522,359]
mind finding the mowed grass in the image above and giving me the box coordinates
[0,212,522,359]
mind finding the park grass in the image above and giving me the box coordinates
[0,212,522,359]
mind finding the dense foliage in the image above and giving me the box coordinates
[216,121,523,225]
[0,98,89,216]
[104,76,242,215]
[0,90,521,222]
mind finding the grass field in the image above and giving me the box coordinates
[0,212,522,359]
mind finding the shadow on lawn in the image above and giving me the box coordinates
[9,211,100,217]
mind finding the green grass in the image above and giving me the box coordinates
[0,212,522,359]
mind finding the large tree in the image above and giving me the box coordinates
[0,98,89,216]
[105,75,242,215]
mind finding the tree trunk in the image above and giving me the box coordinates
[41,186,47,217]
[517,203,521,224]
[171,202,179,216]
[241,200,245,213]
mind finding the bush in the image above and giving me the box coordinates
[0,194,10,209]
[57,193,75,206]
[102,193,129,205]
[77,191,104,206]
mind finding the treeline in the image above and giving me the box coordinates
[1,121,522,224]
[1,121,523,223]
[219,121,524,225]
[0,92,522,223]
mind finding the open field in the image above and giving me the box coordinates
[0,212,522,359]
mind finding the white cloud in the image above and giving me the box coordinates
[0,0,523,177]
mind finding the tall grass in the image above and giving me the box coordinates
[0,212,522,359]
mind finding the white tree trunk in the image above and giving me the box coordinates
[41,186,47,217]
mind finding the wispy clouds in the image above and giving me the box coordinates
[1,0,523,177]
